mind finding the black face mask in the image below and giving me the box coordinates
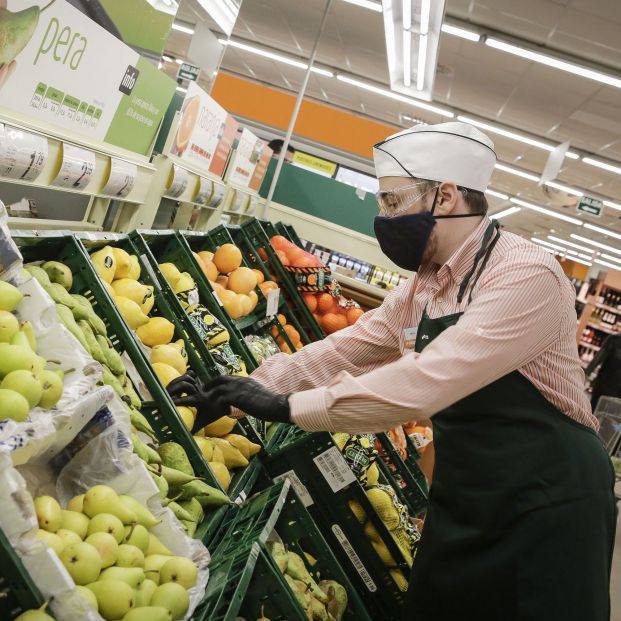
[374,189,485,272]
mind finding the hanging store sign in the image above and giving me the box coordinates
[0,0,176,156]
[177,62,201,82]
[292,151,337,177]
[577,196,603,218]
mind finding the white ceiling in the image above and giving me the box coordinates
[166,0,621,258]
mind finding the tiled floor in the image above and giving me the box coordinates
[611,484,621,621]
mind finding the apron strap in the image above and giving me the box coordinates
[457,220,501,304]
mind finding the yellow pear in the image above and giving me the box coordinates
[158,263,182,288]
[127,255,141,280]
[91,247,116,283]
[223,434,261,459]
[151,345,187,374]
[208,461,231,492]
[201,416,236,437]
[115,296,149,330]
[151,362,180,387]
[211,438,248,469]
[136,317,175,347]
[193,436,214,461]
[168,340,188,366]
[111,248,132,280]
[176,406,195,431]
[172,272,195,294]
[112,279,153,307]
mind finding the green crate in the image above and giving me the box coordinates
[262,433,411,620]
[210,480,373,621]
[275,221,305,248]
[0,527,45,620]
[191,542,307,621]
[14,233,227,544]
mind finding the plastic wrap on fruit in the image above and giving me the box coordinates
[375,483,421,554]
[0,201,22,281]
[175,286,200,310]
[209,342,243,375]
[186,303,229,346]
[332,433,378,487]
[244,334,280,364]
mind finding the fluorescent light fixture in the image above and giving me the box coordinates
[485,37,621,90]
[494,163,540,182]
[158,62,163,69]
[172,22,194,34]
[486,189,510,200]
[594,258,621,270]
[162,55,173,62]
[342,0,383,11]
[336,74,454,116]
[578,253,594,261]
[490,206,521,220]
[582,157,621,176]
[221,39,334,77]
[548,236,593,253]
[570,234,621,256]
[175,86,187,93]
[531,238,578,255]
[402,0,412,29]
[583,222,621,241]
[510,198,584,225]
[604,200,621,212]
[458,115,579,158]
[570,257,593,266]
[601,253,621,265]
[441,23,480,42]
[417,34,428,90]
[544,181,583,197]
[197,0,238,36]
[403,31,412,88]
[175,58,183,64]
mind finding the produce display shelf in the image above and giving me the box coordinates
[13,233,228,545]
[191,542,307,621]
[238,218,325,341]
[207,480,373,621]
[0,527,45,620]
[262,431,411,620]
[275,220,305,248]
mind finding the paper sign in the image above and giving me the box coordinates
[313,446,357,493]
[0,124,48,182]
[208,184,225,207]
[228,128,262,187]
[167,164,189,198]
[210,114,239,177]
[266,288,280,317]
[249,145,273,191]
[52,143,96,189]
[101,158,137,198]
[194,177,213,205]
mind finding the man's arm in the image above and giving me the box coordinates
[288,259,566,433]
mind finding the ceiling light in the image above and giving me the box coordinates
[583,222,621,241]
[570,234,621,256]
[490,206,520,220]
[197,0,238,35]
[158,62,163,69]
[511,198,583,225]
[441,23,480,42]
[417,0,431,91]
[486,189,509,200]
[548,236,593,253]
[175,86,187,93]
[601,253,621,265]
[531,238,578,255]
[220,39,334,77]
[593,258,621,270]
[175,58,183,64]
[494,163,540,182]
[458,115,579,158]
[604,200,621,212]
[582,157,621,176]
[485,37,621,90]
[336,75,454,116]
[578,253,594,260]
[544,181,583,197]
[162,55,173,62]
[172,22,195,34]
[570,257,593,266]
[341,0,383,11]
[403,29,412,87]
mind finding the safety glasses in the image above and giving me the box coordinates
[375,181,439,217]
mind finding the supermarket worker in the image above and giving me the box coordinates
[169,122,617,620]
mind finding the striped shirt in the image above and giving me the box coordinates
[251,217,596,433]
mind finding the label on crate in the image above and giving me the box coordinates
[314,446,357,493]
[331,524,377,592]
[102,158,138,198]
[121,351,153,401]
[234,490,247,505]
[52,143,96,189]
[266,288,280,317]
[273,470,314,507]
[0,123,48,182]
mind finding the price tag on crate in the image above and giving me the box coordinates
[313,446,357,493]
[331,524,377,592]
[273,470,314,507]
[52,143,96,189]
[266,288,280,317]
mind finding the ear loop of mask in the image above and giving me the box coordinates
[431,186,488,219]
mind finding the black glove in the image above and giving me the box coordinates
[167,374,290,433]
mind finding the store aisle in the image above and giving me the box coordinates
[612,484,621,621]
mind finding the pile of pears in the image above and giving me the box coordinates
[33,485,200,621]
[0,279,64,421]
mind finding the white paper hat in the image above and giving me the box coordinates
[373,121,496,192]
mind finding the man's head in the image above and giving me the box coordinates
[268,138,296,162]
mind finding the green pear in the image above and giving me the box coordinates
[86,580,135,621]
[85,532,118,568]
[135,578,158,607]
[83,485,137,524]
[67,494,84,512]
[151,582,189,620]
[0,310,19,342]
[0,5,40,65]
[116,544,144,568]
[87,513,125,543]
[59,510,89,539]
[1,369,42,408]
[159,556,198,589]
[35,529,63,555]
[0,388,29,421]
[36,369,63,409]
[146,533,173,557]
[75,585,99,610]
[99,566,145,589]
[56,528,82,548]
[42,261,73,290]
[0,343,46,378]
[20,321,37,350]
[144,554,172,585]
[0,280,23,311]
[122,607,172,621]
[25,264,50,287]
[123,524,149,553]
[34,496,61,533]
[14,605,53,621]
[59,542,102,585]
[11,330,32,350]
[118,495,160,528]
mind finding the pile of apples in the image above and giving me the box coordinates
[33,485,199,621]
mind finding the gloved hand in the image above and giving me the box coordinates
[167,374,290,433]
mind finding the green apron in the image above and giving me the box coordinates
[404,222,617,620]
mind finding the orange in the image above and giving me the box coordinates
[259,281,278,297]
[213,243,242,273]
[216,274,229,288]
[295,255,315,268]
[347,307,364,325]
[317,293,335,313]
[276,250,290,266]
[252,269,265,284]
[284,325,300,343]
[228,267,258,295]
[293,341,303,351]
[271,325,280,338]
[280,343,292,354]
[322,313,348,334]
[258,248,268,261]
[276,313,287,326]
[219,289,243,319]
[238,294,253,316]
[312,312,321,323]
[211,281,225,296]
[270,235,292,251]
[198,250,214,263]
[200,259,218,282]
[286,247,306,266]
[303,294,317,312]
[248,290,259,311]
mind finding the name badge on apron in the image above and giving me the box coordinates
[403,326,418,350]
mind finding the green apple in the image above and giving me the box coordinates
[59,510,89,539]
[151,582,189,620]
[0,310,19,343]
[87,513,125,543]
[116,544,144,568]
[85,532,118,568]
[159,556,197,589]
[0,388,29,421]
[34,496,61,533]
[59,542,102,585]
